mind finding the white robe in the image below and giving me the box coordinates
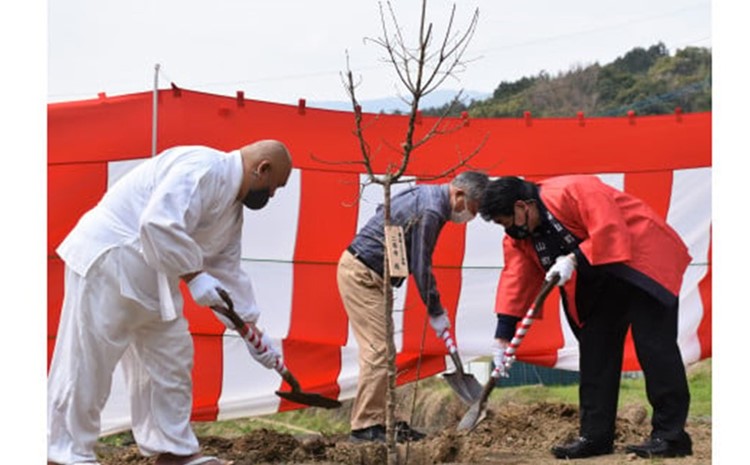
[56,145,260,322]
[48,146,259,464]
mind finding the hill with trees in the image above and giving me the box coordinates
[423,42,711,118]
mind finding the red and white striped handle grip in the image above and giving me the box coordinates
[235,321,285,373]
[212,290,286,373]
[439,327,458,355]
[492,273,560,378]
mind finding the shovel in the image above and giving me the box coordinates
[457,273,560,431]
[213,289,341,409]
[439,328,483,405]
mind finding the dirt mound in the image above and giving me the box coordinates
[96,400,711,464]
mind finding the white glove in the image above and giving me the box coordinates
[492,339,510,376]
[545,254,576,286]
[187,272,226,307]
[430,312,458,354]
[244,330,282,370]
[429,312,451,338]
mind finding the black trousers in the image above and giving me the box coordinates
[564,272,690,443]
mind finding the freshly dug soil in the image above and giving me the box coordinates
[95,399,711,464]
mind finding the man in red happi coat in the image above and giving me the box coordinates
[479,175,693,460]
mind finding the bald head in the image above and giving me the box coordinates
[240,139,292,169]
[237,140,293,207]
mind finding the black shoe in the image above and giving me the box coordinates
[625,433,693,458]
[551,436,613,459]
[395,421,427,442]
[350,424,386,443]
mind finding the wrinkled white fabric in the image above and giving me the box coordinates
[48,249,199,463]
[49,146,262,463]
[157,272,177,320]
[56,146,260,322]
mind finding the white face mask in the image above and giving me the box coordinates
[450,206,475,224]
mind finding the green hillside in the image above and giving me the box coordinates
[424,42,711,118]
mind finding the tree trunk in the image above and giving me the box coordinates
[382,178,399,465]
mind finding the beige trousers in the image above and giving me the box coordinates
[337,249,391,430]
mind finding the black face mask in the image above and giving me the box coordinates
[242,188,270,210]
[504,208,530,240]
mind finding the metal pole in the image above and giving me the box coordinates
[152,63,160,157]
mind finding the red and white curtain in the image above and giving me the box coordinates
[48,89,711,435]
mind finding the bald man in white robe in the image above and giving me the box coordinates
[48,140,292,465]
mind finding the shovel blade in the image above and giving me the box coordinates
[457,400,487,431]
[275,390,342,409]
[443,372,483,405]
[457,377,496,432]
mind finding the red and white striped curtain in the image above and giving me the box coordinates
[48,89,711,435]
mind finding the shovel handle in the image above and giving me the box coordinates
[492,273,560,378]
[277,366,301,392]
[213,289,286,373]
[459,274,561,431]
[449,351,467,376]
[213,291,341,408]
[438,326,458,354]
[439,327,471,376]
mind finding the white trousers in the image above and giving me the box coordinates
[47,248,200,464]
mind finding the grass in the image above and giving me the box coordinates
[99,358,711,443]
[488,358,711,420]
[191,406,351,438]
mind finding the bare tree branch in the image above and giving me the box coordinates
[309,153,367,167]
[340,3,483,462]
[339,176,379,209]
[343,53,381,185]
[417,132,490,182]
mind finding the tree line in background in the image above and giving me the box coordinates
[421,42,711,118]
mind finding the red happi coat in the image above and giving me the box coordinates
[495,175,692,326]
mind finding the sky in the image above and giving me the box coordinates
[47,0,713,107]
[2,1,750,462]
